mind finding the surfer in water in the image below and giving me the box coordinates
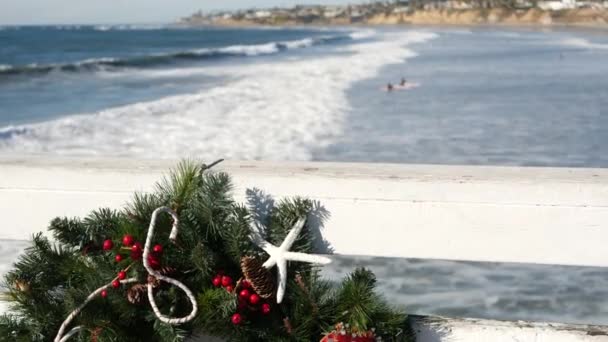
[386,83,394,92]
[400,77,407,86]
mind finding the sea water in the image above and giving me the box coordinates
[1,25,606,165]
[1,24,608,324]
[321,27,608,167]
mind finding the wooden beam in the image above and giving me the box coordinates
[0,156,606,266]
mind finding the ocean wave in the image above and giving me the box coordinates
[93,25,111,31]
[0,30,438,160]
[212,42,280,56]
[280,37,314,49]
[93,24,167,31]
[0,34,350,77]
[559,37,608,50]
[53,25,83,30]
[349,29,376,40]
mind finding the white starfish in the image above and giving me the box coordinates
[251,217,331,303]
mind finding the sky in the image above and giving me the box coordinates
[0,0,366,25]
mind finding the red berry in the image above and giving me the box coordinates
[231,313,242,325]
[115,254,123,262]
[153,244,163,254]
[130,242,143,260]
[221,276,232,287]
[261,303,271,314]
[249,294,260,305]
[212,276,221,287]
[122,234,134,247]
[130,250,142,261]
[117,271,126,280]
[100,289,108,298]
[225,285,234,293]
[102,239,113,251]
[241,279,251,288]
[111,280,120,289]
[147,255,161,269]
[239,289,250,299]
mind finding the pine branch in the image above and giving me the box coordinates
[153,320,189,341]
[48,217,86,249]
[194,289,236,337]
[156,160,202,212]
[287,270,335,340]
[0,314,35,342]
[190,243,216,281]
[81,208,122,248]
[222,205,254,265]
[125,192,165,226]
[267,198,314,254]
[333,267,412,341]
[335,268,378,331]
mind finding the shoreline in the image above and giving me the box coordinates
[178,8,608,30]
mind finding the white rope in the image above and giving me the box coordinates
[58,326,81,342]
[54,278,138,342]
[55,206,199,341]
[143,206,198,324]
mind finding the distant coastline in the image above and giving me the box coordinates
[178,2,608,29]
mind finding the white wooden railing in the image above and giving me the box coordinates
[0,156,607,341]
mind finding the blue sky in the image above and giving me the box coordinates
[0,0,364,25]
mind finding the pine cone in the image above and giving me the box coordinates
[146,267,177,289]
[90,327,103,342]
[241,256,274,299]
[14,279,30,293]
[127,284,147,305]
[147,275,161,288]
[157,266,177,277]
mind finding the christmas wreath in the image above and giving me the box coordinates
[0,160,413,341]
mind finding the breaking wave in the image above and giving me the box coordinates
[0,30,437,160]
[0,35,349,77]
[558,37,608,50]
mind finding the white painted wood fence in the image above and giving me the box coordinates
[1,156,607,341]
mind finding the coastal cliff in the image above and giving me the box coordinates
[367,8,608,26]
[180,7,608,28]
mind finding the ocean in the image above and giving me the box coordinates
[1,25,606,165]
[1,24,608,325]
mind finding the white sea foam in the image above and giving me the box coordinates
[217,42,280,56]
[281,37,315,49]
[0,30,437,160]
[0,64,11,71]
[54,25,83,30]
[93,24,166,31]
[559,37,608,50]
[215,37,317,55]
[349,29,376,40]
[76,57,117,65]
[94,25,111,31]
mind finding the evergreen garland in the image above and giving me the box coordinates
[0,160,413,342]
